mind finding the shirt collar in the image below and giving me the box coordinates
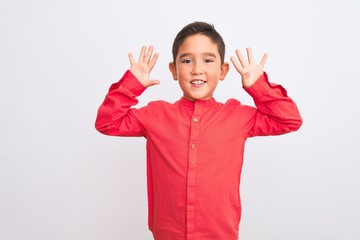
[179,97,217,108]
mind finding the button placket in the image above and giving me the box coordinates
[186,103,201,239]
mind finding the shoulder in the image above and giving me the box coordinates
[145,100,177,112]
[222,98,256,113]
[224,98,241,106]
[133,100,175,120]
[223,98,247,109]
[147,100,174,107]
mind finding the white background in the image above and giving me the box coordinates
[1,0,359,239]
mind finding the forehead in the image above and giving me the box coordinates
[178,34,219,56]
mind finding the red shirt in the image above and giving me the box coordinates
[95,70,302,240]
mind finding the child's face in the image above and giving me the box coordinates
[169,34,229,101]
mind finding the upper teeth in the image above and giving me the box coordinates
[192,80,205,85]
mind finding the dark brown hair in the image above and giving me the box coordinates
[172,21,226,65]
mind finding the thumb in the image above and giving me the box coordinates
[146,79,160,87]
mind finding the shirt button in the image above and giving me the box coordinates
[191,143,196,149]
[193,117,198,123]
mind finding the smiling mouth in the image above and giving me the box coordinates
[190,79,206,86]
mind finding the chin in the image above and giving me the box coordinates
[185,93,212,101]
[194,97,210,101]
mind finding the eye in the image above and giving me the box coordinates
[204,58,214,63]
[181,59,192,64]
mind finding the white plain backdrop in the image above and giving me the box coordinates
[1,0,359,239]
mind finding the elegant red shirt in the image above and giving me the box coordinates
[95,70,302,240]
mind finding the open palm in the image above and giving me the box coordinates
[230,47,268,88]
[128,45,160,87]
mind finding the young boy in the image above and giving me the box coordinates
[95,21,302,240]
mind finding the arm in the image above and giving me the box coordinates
[244,72,302,136]
[95,46,159,136]
[230,48,302,137]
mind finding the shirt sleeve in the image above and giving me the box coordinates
[95,70,148,137]
[244,72,303,137]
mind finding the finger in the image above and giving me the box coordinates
[138,45,146,62]
[246,47,255,64]
[235,49,248,67]
[148,52,159,71]
[144,45,154,63]
[230,55,243,73]
[259,53,268,67]
[128,52,135,65]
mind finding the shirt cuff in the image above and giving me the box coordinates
[121,70,147,96]
[109,70,146,96]
[244,72,287,98]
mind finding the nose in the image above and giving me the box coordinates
[191,62,203,75]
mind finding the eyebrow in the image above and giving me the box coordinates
[179,52,217,59]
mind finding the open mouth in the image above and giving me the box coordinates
[190,79,206,86]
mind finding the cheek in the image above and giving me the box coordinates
[177,69,189,79]
[177,67,186,76]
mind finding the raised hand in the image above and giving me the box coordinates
[230,47,268,88]
[128,45,160,87]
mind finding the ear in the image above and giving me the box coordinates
[219,62,230,81]
[169,62,178,80]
